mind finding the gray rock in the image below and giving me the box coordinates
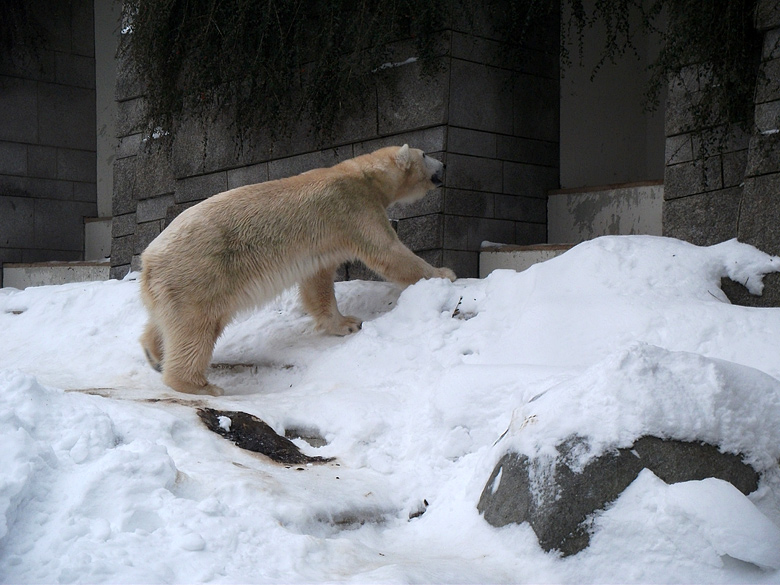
[477,435,759,556]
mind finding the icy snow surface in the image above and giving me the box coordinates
[1,235,780,583]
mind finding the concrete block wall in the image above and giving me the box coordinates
[662,70,751,246]
[0,0,97,281]
[663,0,780,305]
[111,8,559,280]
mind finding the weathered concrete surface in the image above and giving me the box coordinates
[478,435,759,557]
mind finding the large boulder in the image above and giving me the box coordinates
[477,435,759,556]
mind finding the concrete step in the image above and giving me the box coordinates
[548,181,663,244]
[479,243,574,278]
[2,261,110,289]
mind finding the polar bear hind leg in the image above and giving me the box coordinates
[159,308,226,396]
[140,320,164,372]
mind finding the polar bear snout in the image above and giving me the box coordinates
[424,154,445,187]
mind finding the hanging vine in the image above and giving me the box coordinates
[120,0,764,147]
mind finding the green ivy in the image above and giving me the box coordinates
[123,0,447,144]
[123,0,762,149]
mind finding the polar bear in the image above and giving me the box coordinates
[139,145,455,396]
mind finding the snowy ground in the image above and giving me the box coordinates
[1,235,780,583]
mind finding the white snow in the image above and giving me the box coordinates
[1,235,780,583]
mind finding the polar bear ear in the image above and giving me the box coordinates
[395,144,412,170]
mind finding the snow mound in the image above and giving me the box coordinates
[1,235,779,583]
[497,343,780,472]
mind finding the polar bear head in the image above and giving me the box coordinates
[390,144,445,204]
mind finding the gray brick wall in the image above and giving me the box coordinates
[664,0,780,306]
[0,0,97,280]
[111,9,560,280]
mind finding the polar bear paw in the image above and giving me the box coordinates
[320,315,363,336]
[434,267,457,282]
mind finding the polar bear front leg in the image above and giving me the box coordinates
[362,240,457,287]
[299,266,362,336]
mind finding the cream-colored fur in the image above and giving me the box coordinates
[139,145,455,396]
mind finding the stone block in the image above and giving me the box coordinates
[28,145,58,178]
[343,260,382,282]
[0,196,34,247]
[397,214,443,251]
[662,187,742,246]
[137,194,175,223]
[444,215,515,250]
[513,74,559,142]
[22,249,81,263]
[691,125,750,158]
[34,199,95,251]
[755,58,780,104]
[0,247,22,264]
[755,100,780,135]
[112,213,136,238]
[115,35,145,101]
[446,153,502,193]
[737,174,780,256]
[448,127,497,158]
[57,148,96,182]
[165,202,198,227]
[0,175,73,200]
[515,222,547,245]
[377,57,449,135]
[268,148,353,181]
[171,111,251,177]
[664,85,708,136]
[73,181,96,202]
[722,149,748,188]
[502,162,558,198]
[442,249,478,278]
[112,235,134,268]
[323,80,378,147]
[444,189,494,218]
[0,142,27,175]
[417,248,444,269]
[110,264,131,280]
[113,156,137,215]
[0,77,38,143]
[722,272,780,308]
[115,97,146,138]
[763,28,780,60]
[496,135,558,167]
[506,221,547,246]
[55,52,95,88]
[664,157,723,199]
[134,143,175,199]
[227,163,269,190]
[665,134,693,165]
[175,172,227,204]
[495,193,547,223]
[116,133,142,159]
[134,220,163,254]
[38,82,96,151]
[354,126,447,155]
[746,131,780,176]
[756,0,780,31]
[450,31,557,78]
[449,59,513,134]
